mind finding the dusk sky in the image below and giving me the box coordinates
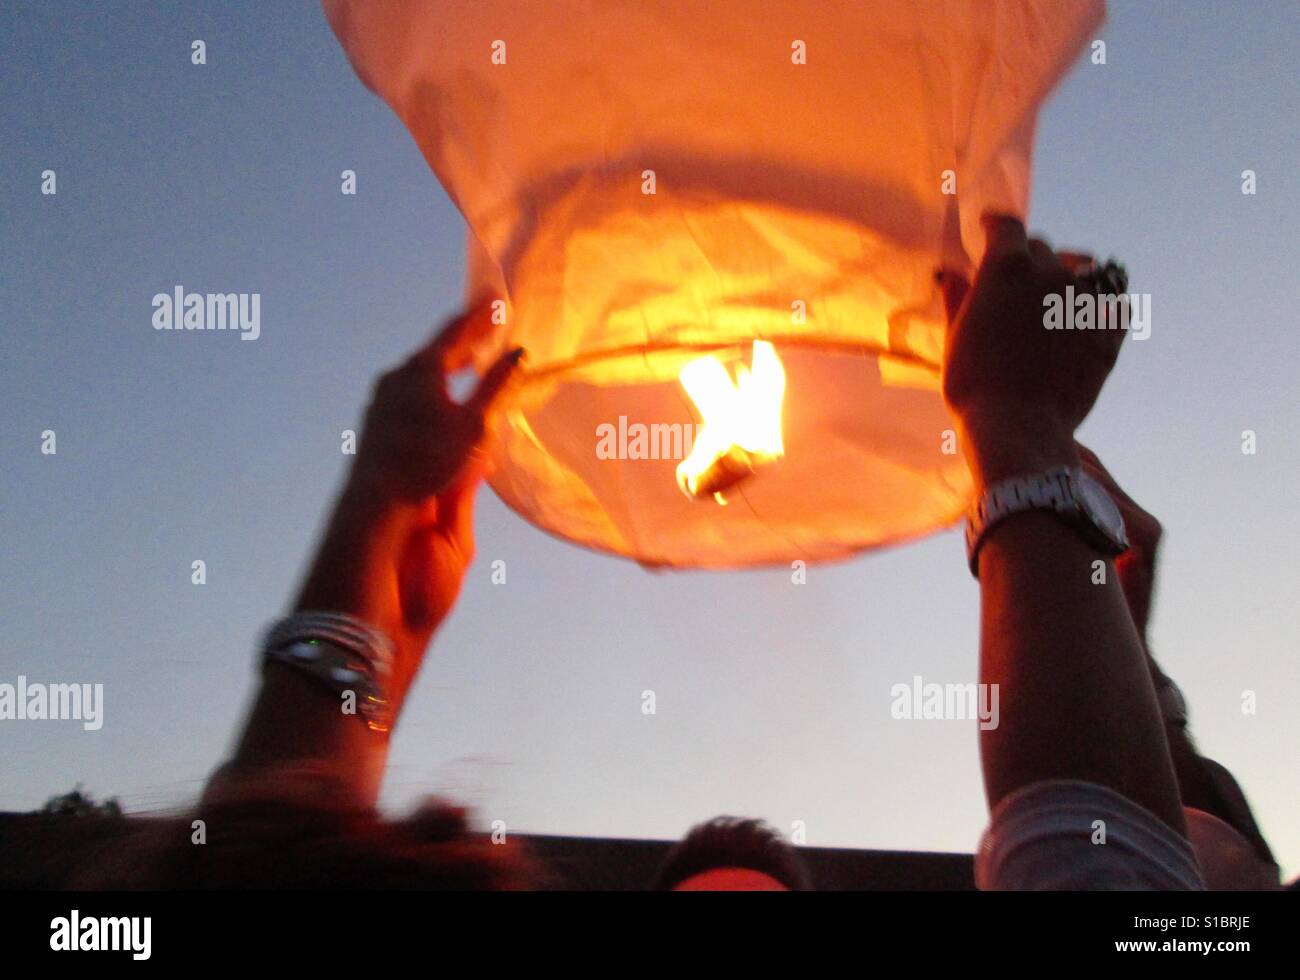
[2,1,1296,878]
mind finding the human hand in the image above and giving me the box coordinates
[939,214,1127,486]
[351,302,523,506]
[297,303,523,699]
[232,306,523,795]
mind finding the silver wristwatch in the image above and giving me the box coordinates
[965,465,1129,576]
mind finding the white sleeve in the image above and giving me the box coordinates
[976,779,1205,890]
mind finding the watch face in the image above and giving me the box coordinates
[1075,472,1128,549]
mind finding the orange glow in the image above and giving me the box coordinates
[676,341,786,501]
[324,0,1102,565]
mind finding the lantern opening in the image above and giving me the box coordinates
[676,340,786,502]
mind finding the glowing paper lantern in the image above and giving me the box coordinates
[324,0,1103,568]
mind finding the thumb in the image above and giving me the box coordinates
[981,212,1029,258]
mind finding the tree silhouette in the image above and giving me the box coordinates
[38,785,122,818]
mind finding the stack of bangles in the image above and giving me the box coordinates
[262,612,397,734]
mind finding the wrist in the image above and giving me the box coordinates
[294,480,417,631]
[956,410,1078,489]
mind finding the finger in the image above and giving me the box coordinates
[466,346,526,418]
[410,300,496,373]
[980,212,1028,258]
[936,268,970,325]
[1056,251,1096,277]
[440,299,502,374]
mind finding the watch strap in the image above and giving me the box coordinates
[965,465,1125,576]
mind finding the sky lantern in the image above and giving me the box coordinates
[324,0,1104,568]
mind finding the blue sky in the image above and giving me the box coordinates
[2,1,1296,877]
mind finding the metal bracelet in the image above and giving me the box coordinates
[261,612,397,733]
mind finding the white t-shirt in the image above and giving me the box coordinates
[976,779,1205,890]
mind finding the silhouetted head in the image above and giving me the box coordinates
[652,816,812,891]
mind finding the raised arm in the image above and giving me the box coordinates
[215,304,523,807]
[1078,446,1279,878]
[940,215,1185,836]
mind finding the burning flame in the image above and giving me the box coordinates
[676,340,786,501]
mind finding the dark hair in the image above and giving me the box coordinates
[651,816,812,891]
